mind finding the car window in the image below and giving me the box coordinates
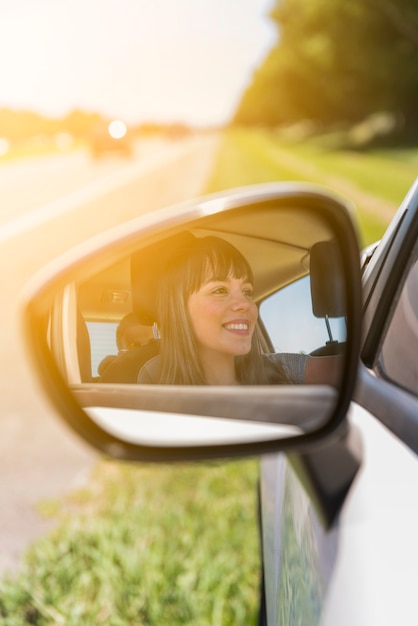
[377,252,418,396]
[86,321,118,377]
[259,276,346,355]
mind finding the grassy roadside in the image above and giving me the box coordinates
[204,127,417,245]
[0,460,260,625]
[1,127,416,625]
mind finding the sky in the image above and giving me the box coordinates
[0,0,277,126]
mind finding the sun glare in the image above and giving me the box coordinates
[108,120,127,139]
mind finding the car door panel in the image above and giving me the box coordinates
[261,453,333,626]
[261,403,418,626]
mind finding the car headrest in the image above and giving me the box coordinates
[310,240,346,318]
[130,231,197,324]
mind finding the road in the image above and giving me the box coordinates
[0,134,221,576]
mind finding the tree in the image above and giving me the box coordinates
[233,0,418,132]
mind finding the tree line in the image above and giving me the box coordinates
[233,0,418,141]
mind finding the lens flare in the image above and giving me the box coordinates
[108,120,127,139]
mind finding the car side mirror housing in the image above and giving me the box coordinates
[22,183,362,462]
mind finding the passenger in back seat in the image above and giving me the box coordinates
[99,313,159,383]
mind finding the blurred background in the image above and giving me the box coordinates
[1,0,417,161]
[0,0,275,158]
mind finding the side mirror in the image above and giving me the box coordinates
[23,183,362,461]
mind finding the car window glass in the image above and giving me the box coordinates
[378,254,418,395]
[259,276,346,355]
[86,321,118,377]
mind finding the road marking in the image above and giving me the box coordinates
[0,143,192,243]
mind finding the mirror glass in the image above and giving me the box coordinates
[38,200,350,447]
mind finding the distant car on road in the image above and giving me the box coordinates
[89,119,133,158]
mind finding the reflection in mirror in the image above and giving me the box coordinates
[45,200,349,446]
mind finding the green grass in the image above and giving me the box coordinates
[284,141,417,206]
[2,126,416,624]
[204,129,309,190]
[0,460,260,625]
[205,127,418,246]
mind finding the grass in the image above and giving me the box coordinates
[1,126,416,624]
[0,460,260,625]
[281,139,418,205]
[205,127,418,246]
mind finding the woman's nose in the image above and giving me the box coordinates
[231,292,250,310]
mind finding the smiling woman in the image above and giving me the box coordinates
[143,234,264,386]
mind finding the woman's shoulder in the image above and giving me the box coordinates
[137,355,161,384]
[263,352,308,384]
[138,352,308,385]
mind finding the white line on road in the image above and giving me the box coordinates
[0,143,191,244]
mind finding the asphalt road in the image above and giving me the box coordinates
[0,134,220,576]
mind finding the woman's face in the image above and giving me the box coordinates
[187,274,258,361]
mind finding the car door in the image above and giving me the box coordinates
[260,178,418,626]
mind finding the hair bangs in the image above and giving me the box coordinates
[184,237,254,294]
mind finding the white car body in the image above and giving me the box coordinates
[260,178,418,626]
[261,403,418,625]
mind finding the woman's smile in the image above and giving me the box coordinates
[222,319,251,334]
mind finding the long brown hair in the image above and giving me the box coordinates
[156,235,271,385]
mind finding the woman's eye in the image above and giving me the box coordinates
[243,287,254,298]
[212,287,227,295]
